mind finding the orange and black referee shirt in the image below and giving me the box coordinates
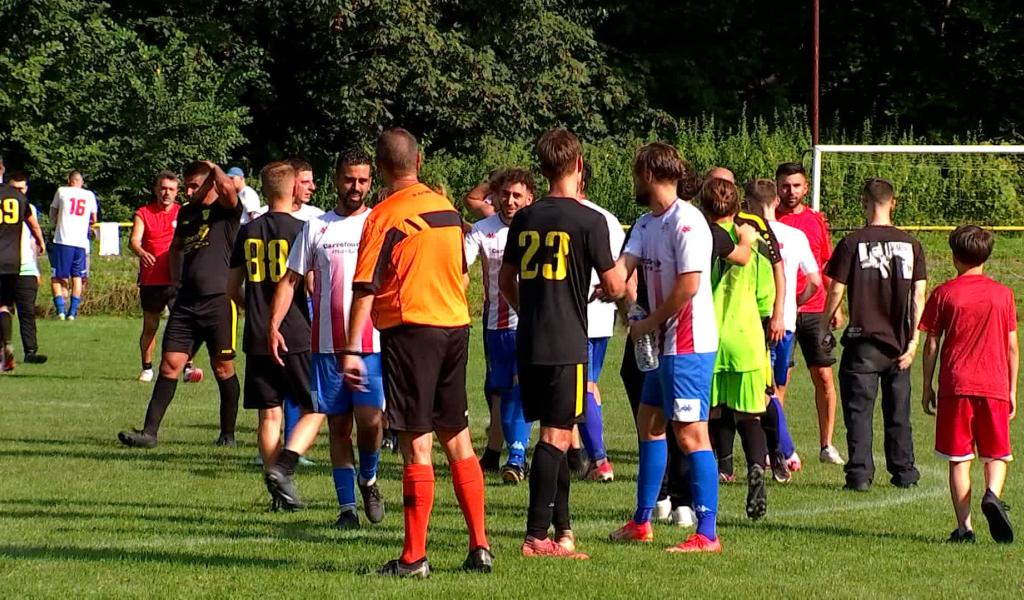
[353,183,470,330]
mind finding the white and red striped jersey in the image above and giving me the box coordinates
[286,208,380,354]
[464,214,517,330]
[581,199,625,339]
[624,199,718,356]
[769,220,819,332]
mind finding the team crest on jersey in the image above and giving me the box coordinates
[182,224,210,253]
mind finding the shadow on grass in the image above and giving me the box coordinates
[0,544,315,570]
[723,518,937,544]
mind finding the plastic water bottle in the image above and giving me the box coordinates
[628,303,659,372]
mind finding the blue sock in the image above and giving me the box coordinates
[689,449,719,541]
[358,449,380,483]
[332,467,356,510]
[579,391,607,462]
[500,385,530,466]
[68,296,81,317]
[633,438,668,524]
[282,396,301,445]
[772,397,796,458]
[54,296,66,316]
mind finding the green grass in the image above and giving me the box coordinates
[2,232,1024,598]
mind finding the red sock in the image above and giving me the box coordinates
[451,456,489,550]
[401,463,435,564]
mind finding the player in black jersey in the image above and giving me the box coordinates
[119,161,241,448]
[499,128,625,559]
[0,182,45,372]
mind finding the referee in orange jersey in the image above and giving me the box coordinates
[342,128,491,578]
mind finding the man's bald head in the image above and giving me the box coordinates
[706,166,735,184]
[376,128,419,181]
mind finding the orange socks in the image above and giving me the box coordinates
[401,464,435,564]
[451,456,489,550]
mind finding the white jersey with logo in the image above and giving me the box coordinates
[582,199,625,339]
[465,214,516,330]
[238,186,262,224]
[769,220,820,331]
[287,208,379,354]
[624,198,717,356]
[257,203,324,222]
[20,205,40,277]
[51,186,97,249]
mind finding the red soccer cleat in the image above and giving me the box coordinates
[666,533,722,554]
[521,535,589,559]
[183,364,204,383]
[609,519,654,543]
[584,460,615,482]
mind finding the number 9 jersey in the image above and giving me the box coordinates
[503,196,615,365]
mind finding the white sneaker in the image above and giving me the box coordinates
[819,445,845,465]
[654,497,672,521]
[57,313,66,321]
[670,506,696,528]
[138,368,154,383]
[67,314,76,321]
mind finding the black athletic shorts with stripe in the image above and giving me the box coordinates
[162,293,237,360]
[243,352,312,410]
[520,362,587,430]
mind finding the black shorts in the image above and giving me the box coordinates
[381,325,470,433]
[0,273,16,308]
[519,362,587,430]
[244,352,312,410]
[162,294,237,360]
[795,311,836,368]
[139,285,177,314]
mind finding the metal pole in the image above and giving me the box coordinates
[812,0,820,146]
[811,146,823,212]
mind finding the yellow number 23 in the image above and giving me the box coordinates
[519,230,570,281]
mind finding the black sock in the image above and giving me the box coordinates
[567,447,584,471]
[737,417,769,469]
[0,312,11,346]
[216,375,240,438]
[552,453,571,533]
[481,447,500,465]
[527,442,564,539]
[143,376,178,436]
[667,428,692,508]
[142,361,153,371]
[277,449,300,475]
[762,401,780,454]
[710,407,736,476]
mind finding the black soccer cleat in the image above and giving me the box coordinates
[334,508,360,529]
[118,429,157,449]
[24,352,48,364]
[215,434,236,447]
[981,489,1014,544]
[843,480,871,493]
[745,464,767,520]
[359,479,385,524]
[770,451,791,484]
[946,528,976,544]
[265,464,304,511]
[462,546,494,573]
[377,557,430,578]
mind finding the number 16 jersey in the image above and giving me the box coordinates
[503,196,614,365]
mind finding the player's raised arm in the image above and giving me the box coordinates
[201,161,239,209]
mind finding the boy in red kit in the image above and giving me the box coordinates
[920,225,1018,544]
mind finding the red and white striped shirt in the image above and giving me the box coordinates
[286,208,380,354]
[465,214,517,330]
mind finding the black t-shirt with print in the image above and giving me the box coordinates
[175,199,242,300]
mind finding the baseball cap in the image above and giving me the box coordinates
[226,167,245,177]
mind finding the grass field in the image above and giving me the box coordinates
[2,232,1024,598]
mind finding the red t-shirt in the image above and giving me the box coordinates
[919,274,1017,401]
[778,205,832,313]
[135,202,180,286]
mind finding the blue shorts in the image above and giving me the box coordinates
[50,243,87,279]
[770,331,796,386]
[587,337,609,384]
[640,352,716,423]
[311,352,385,415]
[484,329,517,391]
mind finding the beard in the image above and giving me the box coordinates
[341,192,363,212]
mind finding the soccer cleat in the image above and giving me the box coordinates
[118,429,157,448]
[67,314,75,321]
[297,456,315,467]
[501,462,527,485]
[381,431,398,453]
[819,445,845,465]
[24,352,47,364]
[666,533,722,553]
[183,364,204,383]
[521,535,589,559]
[57,313,66,321]
[333,508,360,529]
[946,528,977,544]
[359,479,385,523]
[2,352,14,373]
[377,558,430,578]
[746,464,767,520]
[770,451,792,484]
[670,506,697,528]
[555,529,577,553]
[843,480,870,492]
[787,452,803,472]
[265,464,304,511]
[138,368,154,383]
[215,434,236,447]
[583,460,614,482]
[462,547,494,573]
[654,497,673,522]
[609,519,654,543]
[981,489,1014,543]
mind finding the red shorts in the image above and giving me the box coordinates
[935,395,1013,462]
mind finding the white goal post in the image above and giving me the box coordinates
[810,144,1024,212]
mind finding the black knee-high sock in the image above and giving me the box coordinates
[216,374,240,437]
[0,312,11,346]
[143,376,178,436]
[710,407,736,476]
[527,442,564,539]
[552,453,571,533]
[762,401,781,454]
[737,417,769,468]
[666,427,692,508]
